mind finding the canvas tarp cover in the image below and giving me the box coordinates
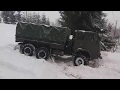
[16,22,71,44]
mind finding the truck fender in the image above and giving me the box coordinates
[75,48,91,58]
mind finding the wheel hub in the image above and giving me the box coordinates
[24,47,31,55]
[75,57,84,66]
[38,50,46,59]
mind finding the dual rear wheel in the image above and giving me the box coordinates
[20,44,49,60]
[36,47,49,60]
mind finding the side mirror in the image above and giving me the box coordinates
[69,35,73,40]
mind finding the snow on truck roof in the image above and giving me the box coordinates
[17,22,95,34]
[75,30,95,33]
[17,22,68,29]
[16,22,71,45]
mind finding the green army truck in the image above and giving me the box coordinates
[15,22,101,66]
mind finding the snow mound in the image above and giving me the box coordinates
[0,23,120,79]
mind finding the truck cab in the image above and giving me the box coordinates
[66,30,101,66]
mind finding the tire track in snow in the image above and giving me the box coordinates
[0,61,36,77]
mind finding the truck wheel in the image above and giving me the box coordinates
[74,55,88,66]
[36,47,49,60]
[22,44,35,56]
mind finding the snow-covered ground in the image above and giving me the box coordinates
[0,23,120,79]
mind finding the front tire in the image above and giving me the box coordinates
[74,55,88,66]
[74,57,85,66]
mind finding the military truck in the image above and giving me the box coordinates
[15,22,101,66]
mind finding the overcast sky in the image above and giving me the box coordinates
[1,11,120,28]
[104,11,120,28]
[37,11,120,28]
[30,11,60,22]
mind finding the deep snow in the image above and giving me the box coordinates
[0,23,120,79]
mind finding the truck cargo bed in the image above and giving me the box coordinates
[15,22,71,50]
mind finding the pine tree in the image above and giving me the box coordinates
[36,14,41,24]
[41,14,47,24]
[46,17,50,25]
[1,11,9,23]
[31,12,41,24]
[59,11,106,34]
[31,12,37,23]
[15,11,21,22]
[1,11,16,24]
[15,12,50,25]
[9,11,16,24]
[21,11,27,22]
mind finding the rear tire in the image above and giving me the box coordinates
[22,44,35,56]
[36,47,49,60]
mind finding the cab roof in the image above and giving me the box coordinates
[75,30,95,33]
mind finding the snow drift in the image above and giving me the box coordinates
[0,23,120,79]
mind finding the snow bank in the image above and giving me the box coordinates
[0,23,71,79]
[0,44,72,79]
[0,23,120,79]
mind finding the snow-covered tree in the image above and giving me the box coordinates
[17,12,50,25]
[14,11,22,22]
[1,11,16,24]
[41,14,47,24]
[59,11,106,34]
[46,18,50,25]
[1,11,9,23]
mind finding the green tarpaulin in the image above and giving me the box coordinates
[16,22,71,45]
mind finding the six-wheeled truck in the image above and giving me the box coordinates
[15,22,102,66]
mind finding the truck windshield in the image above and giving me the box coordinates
[76,32,98,41]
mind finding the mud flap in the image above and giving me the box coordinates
[49,55,56,64]
[14,45,20,50]
[84,60,89,65]
[98,54,102,59]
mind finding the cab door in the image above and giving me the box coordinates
[73,31,100,59]
[73,31,86,52]
[83,33,100,59]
